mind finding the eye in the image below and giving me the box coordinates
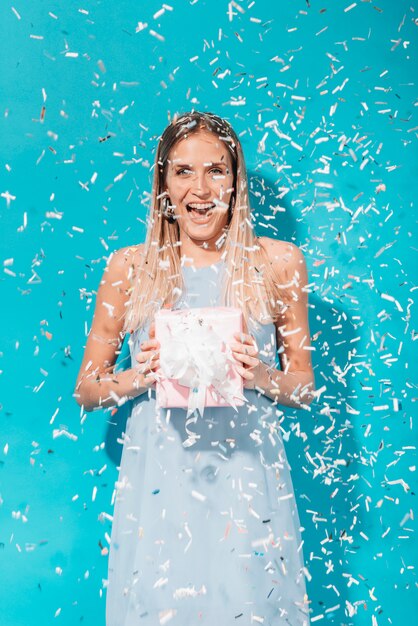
[210,167,224,175]
[176,168,192,175]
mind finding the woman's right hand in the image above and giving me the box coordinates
[132,322,161,389]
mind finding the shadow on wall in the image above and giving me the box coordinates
[249,172,364,624]
[102,171,363,625]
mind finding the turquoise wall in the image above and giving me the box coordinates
[1,0,416,624]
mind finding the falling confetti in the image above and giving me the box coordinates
[1,2,416,626]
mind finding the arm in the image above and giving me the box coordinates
[231,241,316,409]
[266,241,316,407]
[252,362,315,408]
[73,246,157,412]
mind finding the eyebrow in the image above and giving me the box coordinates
[172,161,228,168]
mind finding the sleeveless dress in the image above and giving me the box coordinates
[106,260,311,626]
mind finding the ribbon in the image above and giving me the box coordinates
[159,310,247,419]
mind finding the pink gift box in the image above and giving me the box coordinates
[154,306,245,410]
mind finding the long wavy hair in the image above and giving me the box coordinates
[123,111,289,334]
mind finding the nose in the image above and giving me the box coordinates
[190,171,211,197]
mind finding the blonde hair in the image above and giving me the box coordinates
[124,111,288,334]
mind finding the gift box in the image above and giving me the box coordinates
[154,306,246,417]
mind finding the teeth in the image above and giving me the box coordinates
[187,203,215,210]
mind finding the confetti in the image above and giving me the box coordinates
[2,5,415,626]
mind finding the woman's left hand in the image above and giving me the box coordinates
[229,332,262,389]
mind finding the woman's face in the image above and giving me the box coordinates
[164,130,235,246]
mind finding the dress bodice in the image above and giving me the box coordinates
[108,264,310,626]
[128,260,279,370]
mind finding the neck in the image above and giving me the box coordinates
[179,231,227,266]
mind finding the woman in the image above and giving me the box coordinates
[75,111,315,625]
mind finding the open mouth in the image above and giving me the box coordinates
[186,202,216,218]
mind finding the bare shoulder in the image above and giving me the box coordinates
[104,243,145,284]
[258,236,307,275]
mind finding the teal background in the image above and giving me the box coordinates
[1,0,417,624]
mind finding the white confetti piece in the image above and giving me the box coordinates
[387,479,410,493]
[149,29,165,42]
[173,584,207,599]
[191,490,206,502]
[52,429,78,441]
[159,608,176,624]
[153,577,168,589]
[381,292,403,312]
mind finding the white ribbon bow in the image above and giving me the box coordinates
[159,311,246,418]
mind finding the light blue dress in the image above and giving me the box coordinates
[106,260,310,625]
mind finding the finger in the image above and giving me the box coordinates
[136,357,160,377]
[232,362,255,380]
[149,359,160,371]
[149,322,156,338]
[233,352,259,368]
[234,332,257,348]
[140,339,160,350]
[229,342,257,363]
[229,342,258,357]
[143,371,158,385]
[136,350,159,364]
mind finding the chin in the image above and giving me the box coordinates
[186,227,216,239]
